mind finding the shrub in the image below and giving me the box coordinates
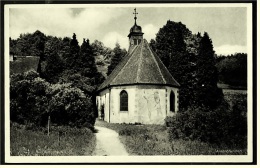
[58,72,100,94]
[165,116,176,127]
[166,100,247,147]
[46,83,96,128]
[224,93,247,113]
[10,71,96,129]
[10,71,49,126]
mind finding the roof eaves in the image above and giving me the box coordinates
[97,83,180,93]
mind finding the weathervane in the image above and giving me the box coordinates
[133,8,138,25]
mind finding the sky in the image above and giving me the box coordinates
[9,5,248,55]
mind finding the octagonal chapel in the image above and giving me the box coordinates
[96,9,180,124]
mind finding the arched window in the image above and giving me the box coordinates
[170,91,175,112]
[120,90,128,111]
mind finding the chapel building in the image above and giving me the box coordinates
[96,9,180,124]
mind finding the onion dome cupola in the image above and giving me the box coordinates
[128,8,144,51]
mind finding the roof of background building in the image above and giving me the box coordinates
[97,39,180,92]
[10,56,40,75]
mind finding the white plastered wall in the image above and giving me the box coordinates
[135,85,167,124]
[109,86,136,123]
[96,85,179,124]
[96,89,110,122]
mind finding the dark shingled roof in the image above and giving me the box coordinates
[97,39,180,92]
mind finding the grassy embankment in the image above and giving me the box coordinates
[95,91,247,155]
[10,122,96,156]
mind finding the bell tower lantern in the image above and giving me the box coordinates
[128,8,144,51]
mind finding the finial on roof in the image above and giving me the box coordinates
[133,8,138,25]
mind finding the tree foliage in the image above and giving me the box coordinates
[166,98,247,148]
[65,33,81,70]
[151,20,223,109]
[91,40,106,56]
[10,30,47,57]
[47,83,95,127]
[10,71,49,125]
[10,31,105,129]
[59,37,71,65]
[152,20,191,68]
[80,39,99,79]
[59,72,95,94]
[40,36,65,83]
[216,53,247,87]
[10,37,18,57]
[107,43,127,76]
[33,30,47,57]
[91,40,114,62]
[193,32,223,108]
[10,71,96,129]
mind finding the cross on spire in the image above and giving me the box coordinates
[133,8,138,25]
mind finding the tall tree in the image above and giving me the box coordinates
[59,37,71,68]
[60,38,105,92]
[151,20,194,109]
[152,20,191,68]
[80,39,105,86]
[194,32,223,108]
[32,30,47,57]
[107,43,127,76]
[151,21,223,110]
[80,39,98,78]
[40,37,65,83]
[13,30,47,57]
[66,33,80,70]
[33,31,47,75]
[91,40,106,56]
[16,33,32,56]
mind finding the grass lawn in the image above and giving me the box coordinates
[10,122,96,156]
[95,119,247,155]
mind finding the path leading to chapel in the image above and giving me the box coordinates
[92,126,129,156]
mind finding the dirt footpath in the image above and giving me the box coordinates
[92,126,129,156]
